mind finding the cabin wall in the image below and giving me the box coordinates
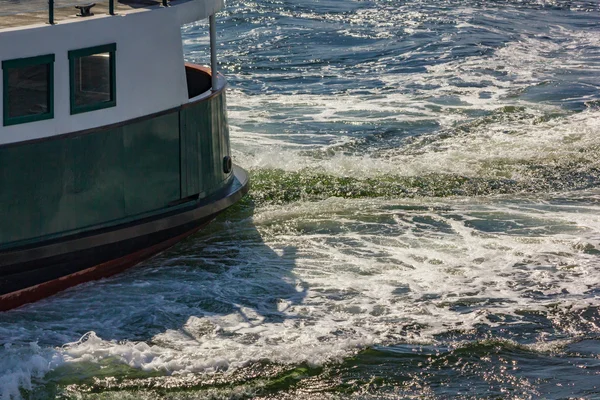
[0,4,193,146]
[0,91,232,247]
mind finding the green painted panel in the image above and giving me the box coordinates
[219,93,231,181]
[0,112,181,245]
[179,112,187,196]
[197,99,217,194]
[210,95,222,188]
[123,113,180,215]
[60,129,125,231]
[0,129,130,244]
[0,138,65,243]
[214,92,231,183]
[180,92,232,198]
[180,107,200,197]
[179,92,232,198]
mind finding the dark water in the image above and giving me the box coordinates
[2,0,600,398]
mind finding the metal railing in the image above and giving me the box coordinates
[0,0,106,15]
[0,0,159,24]
[0,0,219,90]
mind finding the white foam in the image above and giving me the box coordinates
[232,106,600,183]
[0,343,62,400]
[9,193,596,388]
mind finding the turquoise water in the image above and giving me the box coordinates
[2,0,600,398]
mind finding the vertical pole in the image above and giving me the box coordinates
[209,13,218,91]
[48,0,54,24]
[109,0,115,15]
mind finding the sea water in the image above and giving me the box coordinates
[2,0,600,398]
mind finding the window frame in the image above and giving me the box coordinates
[2,54,55,126]
[68,43,117,115]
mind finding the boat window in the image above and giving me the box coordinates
[68,44,116,114]
[2,54,54,126]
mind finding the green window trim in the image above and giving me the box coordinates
[2,54,55,127]
[68,43,117,115]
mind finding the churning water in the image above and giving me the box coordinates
[2,0,600,398]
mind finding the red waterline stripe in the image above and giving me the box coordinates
[0,226,202,312]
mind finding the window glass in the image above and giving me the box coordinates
[6,64,50,118]
[69,44,116,114]
[2,54,54,126]
[73,52,111,107]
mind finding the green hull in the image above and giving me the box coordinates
[0,65,250,310]
[0,84,232,249]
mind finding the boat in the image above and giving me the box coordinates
[0,0,249,311]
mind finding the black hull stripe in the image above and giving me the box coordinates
[0,225,204,311]
[0,165,249,270]
[0,217,211,296]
